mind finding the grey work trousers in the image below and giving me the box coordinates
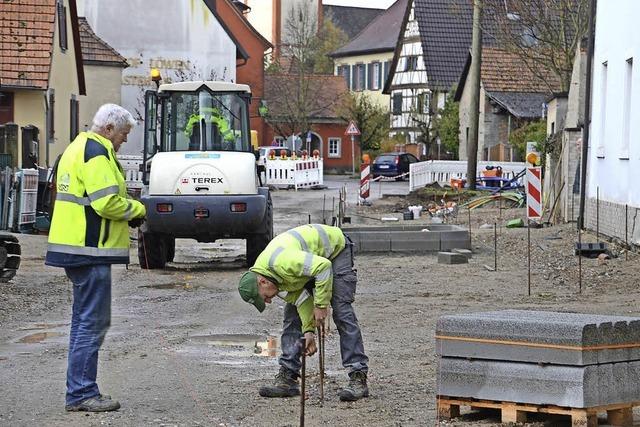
[279,239,369,375]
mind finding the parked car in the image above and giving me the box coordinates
[371,152,419,180]
[256,146,293,167]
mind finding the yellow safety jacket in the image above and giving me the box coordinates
[45,131,146,267]
[250,224,346,333]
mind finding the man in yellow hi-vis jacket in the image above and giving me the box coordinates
[238,224,369,401]
[46,104,146,413]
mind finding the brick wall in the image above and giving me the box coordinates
[584,197,640,247]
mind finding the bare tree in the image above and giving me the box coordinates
[264,2,346,140]
[338,93,389,151]
[484,0,590,92]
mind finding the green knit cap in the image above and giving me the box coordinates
[238,271,265,312]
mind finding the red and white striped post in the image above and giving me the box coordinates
[359,162,371,205]
[526,167,542,221]
[526,166,542,296]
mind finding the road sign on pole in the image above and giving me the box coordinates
[526,167,542,220]
[345,121,360,136]
[345,121,360,175]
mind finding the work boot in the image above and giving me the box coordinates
[339,371,369,402]
[259,367,300,398]
[65,395,121,412]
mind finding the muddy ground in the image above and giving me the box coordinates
[1,177,639,427]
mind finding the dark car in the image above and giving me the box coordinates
[371,152,419,180]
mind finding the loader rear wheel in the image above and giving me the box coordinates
[0,234,21,283]
[138,230,167,269]
[246,195,273,267]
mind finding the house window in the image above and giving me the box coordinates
[328,138,341,158]
[597,61,608,158]
[354,64,366,91]
[621,57,633,159]
[70,95,79,140]
[416,93,430,114]
[0,92,14,124]
[273,136,285,146]
[383,61,390,85]
[404,56,418,72]
[392,93,402,115]
[57,0,68,51]
[371,63,381,91]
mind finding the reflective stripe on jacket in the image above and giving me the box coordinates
[250,224,346,333]
[45,131,146,267]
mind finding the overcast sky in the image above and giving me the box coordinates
[323,0,396,9]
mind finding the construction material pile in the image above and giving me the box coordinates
[436,310,640,408]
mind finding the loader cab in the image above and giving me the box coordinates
[143,81,252,184]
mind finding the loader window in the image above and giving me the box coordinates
[161,90,250,153]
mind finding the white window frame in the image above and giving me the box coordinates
[328,137,341,158]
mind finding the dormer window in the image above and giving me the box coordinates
[57,0,67,51]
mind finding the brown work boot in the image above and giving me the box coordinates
[339,371,369,402]
[259,367,300,398]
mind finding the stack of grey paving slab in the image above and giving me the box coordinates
[436,310,640,408]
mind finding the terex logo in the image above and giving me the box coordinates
[191,177,224,184]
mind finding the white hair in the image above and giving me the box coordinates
[91,104,136,132]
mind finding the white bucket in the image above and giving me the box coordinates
[408,205,423,219]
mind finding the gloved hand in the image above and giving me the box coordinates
[128,217,145,228]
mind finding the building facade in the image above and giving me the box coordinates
[79,0,238,155]
[330,0,404,109]
[585,0,640,246]
[0,0,85,168]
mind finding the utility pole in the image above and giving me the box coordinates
[466,0,483,190]
[578,0,597,230]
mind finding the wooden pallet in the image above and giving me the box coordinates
[437,395,639,427]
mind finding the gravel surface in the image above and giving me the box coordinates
[1,178,639,426]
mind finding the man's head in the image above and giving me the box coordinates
[91,104,136,152]
[238,271,278,312]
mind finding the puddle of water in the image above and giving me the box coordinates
[189,334,278,357]
[19,322,68,331]
[18,332,63,344]
[138,282,198,290]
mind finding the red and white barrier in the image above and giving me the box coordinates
[526,167,542,220]
[360,163,371,201]
[265,158,324,190]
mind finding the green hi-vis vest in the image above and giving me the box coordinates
[250,224,346,333]
[45,131,146,267]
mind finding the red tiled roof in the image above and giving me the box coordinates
[481,47,562,93]
[78,17,126,66]
[0,0,56,89]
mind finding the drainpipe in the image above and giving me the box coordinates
[44,88,52,167]
[578,0,597,230]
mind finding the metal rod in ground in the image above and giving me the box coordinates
[322,195,326,224]
[468,207,472,248]
[318,323,325,406]
[597,186,600,242]
[299,338,306,427]
[626,204,629,261]
[308,214,311,224]
[578,224,582,294]
[527,219,531,296]
[494,222,498,271]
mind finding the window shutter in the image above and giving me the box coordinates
[57,2,68,51]
[70,97,79,140]
[393,93,402,115]
[367,64,372,90]
[378,63,383,89]
[383,61,390,86]
[347,65,353,90]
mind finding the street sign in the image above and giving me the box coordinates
[345,120,361,136]
[526,167,542,220]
